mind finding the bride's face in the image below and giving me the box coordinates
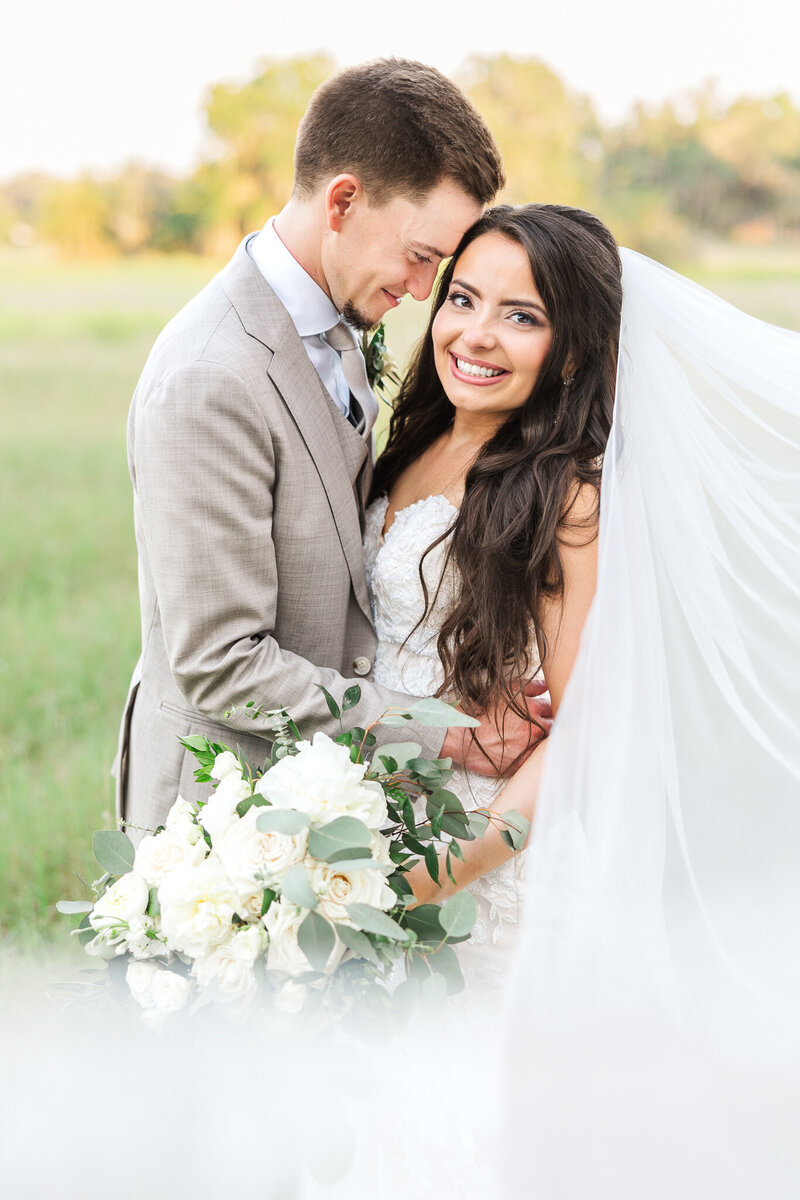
[432,232,554,419]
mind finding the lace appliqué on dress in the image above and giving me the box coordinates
[364,494,531,993]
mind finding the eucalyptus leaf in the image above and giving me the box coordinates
[308,815,372,862]
[335,923,380,965]
[407,698,480,728]
[424,844,440,886]
[341,685,362,712]
[466,808,491,839]
[56,900,93,915]
[375,742,422,770]
[256,808,310,836]
[345,904,408,941]
[440,811,471,838]
[439,890,477,939]
[420,972,448,1005]
[400,903,444,943]
[429,788,464,814]
[379,712,415,727]
[317,684,340,720]
[428,943,465,995]
[407,757,453,778]
[280,864,318,909]
[298,910,335,972]
[321,857,386,872]
[500,809,531,851]
[92,830,135,876]
[237,794,269,817]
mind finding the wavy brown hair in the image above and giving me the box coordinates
[371,204,622,733]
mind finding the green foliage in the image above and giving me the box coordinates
[298,910,335,971]
[255,809,310,835]
[307,816,372,862]
[92,830,135,876]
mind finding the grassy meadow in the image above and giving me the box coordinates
[1,245,798,949]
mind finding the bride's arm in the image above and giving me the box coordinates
[406,482,599,903]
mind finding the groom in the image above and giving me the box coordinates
[116,58,549,833]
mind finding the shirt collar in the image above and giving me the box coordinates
[250,218,338,338]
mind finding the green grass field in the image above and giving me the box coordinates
[1,246,798,948]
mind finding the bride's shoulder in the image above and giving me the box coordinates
[558,477,600,548]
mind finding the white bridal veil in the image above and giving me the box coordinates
[504,251,800,1196]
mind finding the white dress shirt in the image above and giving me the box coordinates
[249,218,352,419]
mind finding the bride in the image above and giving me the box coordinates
[363,202,623,984]
[365,199,800,1021]
[361,201,800,1193]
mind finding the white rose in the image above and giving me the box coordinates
[158,856,239,958]
[139,968,193,1030]
[308,862,395,927]
[134,828,208,888]
[369,830,393,866]
[165,795,199,831]
[127,960,160,1008]
[256,733,387,828]
[151,969,191,1015]
[194,926,266,1020]
[198,772,251,844]
[90,872,149,927]
[273,980,308,1015]
[215,807,308,896]
[264,899,344,977]
[211,750,242,781]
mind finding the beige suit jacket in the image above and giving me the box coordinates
[116,235,444,833]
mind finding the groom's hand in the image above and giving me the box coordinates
[441,680,553,778]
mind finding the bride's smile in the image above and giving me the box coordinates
[432,230,553,420]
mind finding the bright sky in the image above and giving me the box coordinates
[5,0,799,178]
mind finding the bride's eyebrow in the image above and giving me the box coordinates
[451,277,548,318]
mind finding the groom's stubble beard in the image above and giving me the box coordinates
[341,299,378,334]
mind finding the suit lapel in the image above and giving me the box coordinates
[219,237,372,621]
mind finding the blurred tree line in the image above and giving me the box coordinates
[3,54,800,260]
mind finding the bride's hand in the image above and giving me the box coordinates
[441,683,552,777]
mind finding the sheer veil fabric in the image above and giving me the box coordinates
[503,250,800,1194]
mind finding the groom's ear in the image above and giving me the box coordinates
[324,175,365,231]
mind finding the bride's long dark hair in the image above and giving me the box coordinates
[371,204,622,727]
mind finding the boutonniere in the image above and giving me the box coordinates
[361,324,402,395]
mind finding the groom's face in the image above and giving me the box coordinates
[321,177,482,330]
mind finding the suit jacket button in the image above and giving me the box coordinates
[353,656,371,676]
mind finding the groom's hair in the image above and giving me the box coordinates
[293,58,504,205]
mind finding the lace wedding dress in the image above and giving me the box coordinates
[364,492,534,992]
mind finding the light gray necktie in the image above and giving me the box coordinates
[324,321,379,437]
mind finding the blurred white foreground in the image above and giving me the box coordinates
[2,962,800,1199]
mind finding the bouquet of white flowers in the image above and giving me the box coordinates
[58,687,529,1029]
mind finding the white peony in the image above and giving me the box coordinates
[369,830,393,866]
[273,980,308,1015]
[165,795,199,831]
[127,960,160,1008]
[198,770,252,844]
[308,862,395,927]
[90,872,149,927]
[127,960,191,1028]
[255,733,387,828]
[194,925,266,1021]
[264,899,344,977]
[210,750,242,781]
[215,807,308,896]
[134,827,208,888]
[158,856,239,958]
